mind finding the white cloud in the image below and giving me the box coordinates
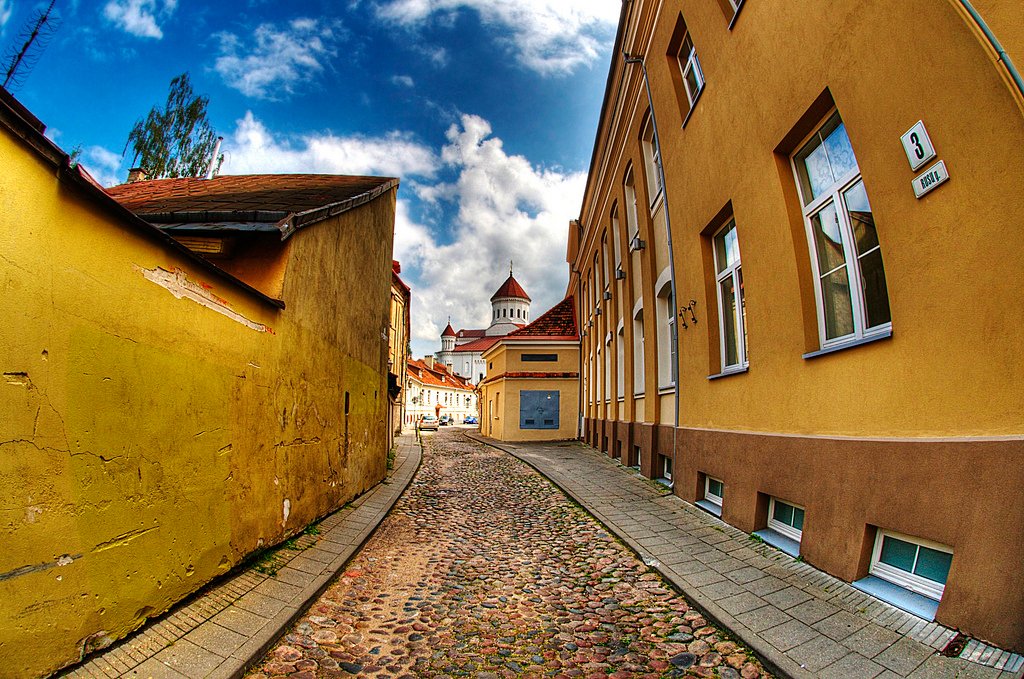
[103,0,175,39]
[218,111,578,360]
[374,0,618,75]
[391,74,414,87]
[214,18,341,99]
[80,145,124,187]
[402,113,579,357]
[221,111,440,179]
[0,0,12,32]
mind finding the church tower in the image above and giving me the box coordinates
[486,264,531,336]
[439,319,456,370]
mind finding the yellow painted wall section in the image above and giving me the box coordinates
[0,129,395,677]
[503,345,578,374]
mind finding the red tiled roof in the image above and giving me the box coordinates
[452,336,502,353]
[457,329,486,338]
[107,174,398,238]
[505,296,578,340]
[490,274,531,302]
[441,322,456,337]
[406,358,474,390]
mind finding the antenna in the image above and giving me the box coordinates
[2,0,61,90]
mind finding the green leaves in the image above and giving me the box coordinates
[125,72,223,180]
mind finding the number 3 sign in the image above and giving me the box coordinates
[900,121,936,171]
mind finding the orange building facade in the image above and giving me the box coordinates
[569,0,1023,651]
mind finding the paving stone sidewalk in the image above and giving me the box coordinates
[59,434,421,679]
[472,434,1024,679]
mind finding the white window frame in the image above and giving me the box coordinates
[602,232,611,292]
[676,32,704,107]
[616,322,625,400]
[598,333,606,403]
[624,168,640,240]
[661,454,673,481]
[632,302,645,396]
[655,270,675,390]
[641,120,664,210]
[713,219,747,371]
[611,206,623,270]
[870,530,953,601]
[705,476,724,507]
[792,111,891,349]
[767,497,804,542]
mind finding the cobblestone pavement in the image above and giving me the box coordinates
[249,429,772,678]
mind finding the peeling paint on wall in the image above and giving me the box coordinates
[282,498,291,527]
[0,554,81,582]
[136,266,275,334]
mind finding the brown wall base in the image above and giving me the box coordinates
[583,417,1024,652]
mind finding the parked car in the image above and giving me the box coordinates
[463,415,478,425]
[418,414,439,431]
[439,414,452,426]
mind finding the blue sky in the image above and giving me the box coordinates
[1,0,618,358]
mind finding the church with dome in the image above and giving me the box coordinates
[436,269,531,385]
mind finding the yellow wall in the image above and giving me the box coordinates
[0,130,395,677]
[480,343,580,442]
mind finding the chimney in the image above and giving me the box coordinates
[425,357,435,369]
[126,168,148,183]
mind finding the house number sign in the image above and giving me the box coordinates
[900,120,936,171]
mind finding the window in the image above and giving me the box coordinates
[602,233,611,291]
[767,497,804,542]
[793,112,890,347]
[641,119,663,207]
[667,15,704,122]
[616,325,625,399]
[520,390,559,429]
[713,219,747,370]
[656,277,676,389]
[624,168,639,240]
[611,205,622,271]
[604,335,611,401]
[870,530,952,601]
[678,33,703,107]
[705,476,724,507]
[522,353,557,362]
[632,307,645,394]
[659,454,673,482]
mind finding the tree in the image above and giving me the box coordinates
[125,73,223,180]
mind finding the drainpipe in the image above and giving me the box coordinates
[622,51,681,483]
[953,0,1024,111]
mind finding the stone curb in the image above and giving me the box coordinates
[61,434,423,679]
[466,431,807,679]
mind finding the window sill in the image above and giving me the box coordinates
[656,478,673,488]
[728,1,746,30]
[633,391,646,398]
[658,385,676,395]
[852,575,938,621]
[649,190,665,215]
[695,499,722,517]
[802,328,892,360]
[681,88,704,129]
[753,528,801,557]
[708,365,748,381]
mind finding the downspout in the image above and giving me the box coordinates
[953,0,1024,111]
[622,52,681,483]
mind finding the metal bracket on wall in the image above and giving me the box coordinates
[679,300,698,329]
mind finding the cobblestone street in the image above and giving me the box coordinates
[249,430,771,679]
